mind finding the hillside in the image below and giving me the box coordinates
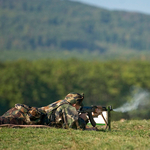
[0,0,150,60]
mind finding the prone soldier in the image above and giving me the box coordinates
[0,92,102,130]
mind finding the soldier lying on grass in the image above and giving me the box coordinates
[0,93,100,130]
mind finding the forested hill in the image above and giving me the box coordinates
[1,0,150,60]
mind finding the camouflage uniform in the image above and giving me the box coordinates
[39,92,86,129]
[0,93,87,129]
[0,104,48,125]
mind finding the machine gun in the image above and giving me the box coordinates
[79,105,113,130]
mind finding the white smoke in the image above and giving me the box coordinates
[113,87,150,113]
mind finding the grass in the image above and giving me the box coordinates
[1,49,150,62]
[0,120,150,150]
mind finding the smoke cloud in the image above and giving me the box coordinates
[113,87,150,113]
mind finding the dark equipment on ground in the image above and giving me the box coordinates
[79,105,113,131]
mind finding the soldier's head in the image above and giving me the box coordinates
[65,92,84,109]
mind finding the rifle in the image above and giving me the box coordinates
[79,105,113,130]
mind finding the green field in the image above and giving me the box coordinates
[0,120,150,150]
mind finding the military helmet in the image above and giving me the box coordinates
[65,92,84,106]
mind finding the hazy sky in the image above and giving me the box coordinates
[71,0,150,15]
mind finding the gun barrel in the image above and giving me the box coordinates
[79,106,96,113]
[102,106,107,111]
[108,105,113,111]
[80,105,113,113]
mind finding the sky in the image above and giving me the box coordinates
[71,0,150,15]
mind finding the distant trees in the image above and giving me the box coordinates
[1,0,150,52]
[0,59,150,120]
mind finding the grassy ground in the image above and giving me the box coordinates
[0,120,150,150]
[1,49,150,62]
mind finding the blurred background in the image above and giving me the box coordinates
[0,0,150,120]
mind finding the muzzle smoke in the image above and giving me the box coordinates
[113,87,150,113]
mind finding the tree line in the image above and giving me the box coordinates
[0,59,150,120]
